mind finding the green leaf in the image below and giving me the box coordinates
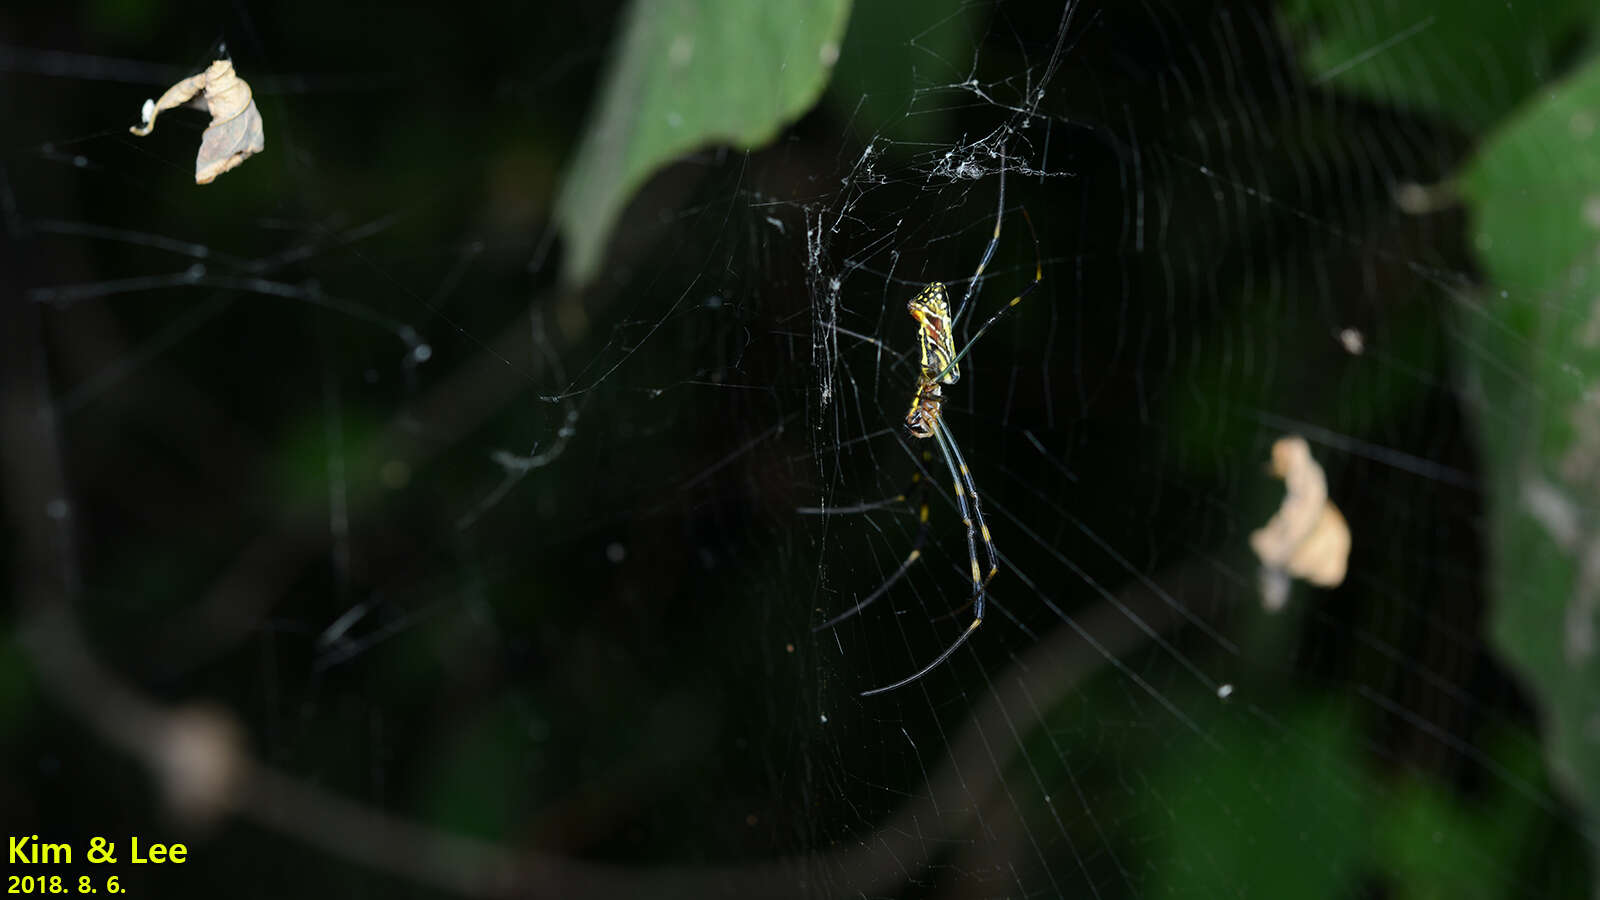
[1143,704,1369,898]
[555,0,853,287]
[1280,0,1592,130]
[1374,733,1547,900]
[1459,53,1600,860]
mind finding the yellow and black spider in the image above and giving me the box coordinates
[818,156,1042,696]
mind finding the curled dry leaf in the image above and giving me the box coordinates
[1250,436,1351,611]
[130,59,264,184]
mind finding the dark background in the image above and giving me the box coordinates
[3,0,1593,897]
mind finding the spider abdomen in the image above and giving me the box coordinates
[905,381,942,439]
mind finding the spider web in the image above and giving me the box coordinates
[2,1,1594,898]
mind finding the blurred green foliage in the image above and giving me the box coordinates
[1375,732,1546,900]
[1460,53,1600,867]
[423,695,535,839]
[1145,704,1368,899]
[555,0,853,287]
[1280,0,1600,887]
[1281,0,1595,130]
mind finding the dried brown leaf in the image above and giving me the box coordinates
[130,59,264,184]
[1250,436,1351,610]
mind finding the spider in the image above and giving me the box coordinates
[818,156,1042,696]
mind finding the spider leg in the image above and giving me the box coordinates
[939,416,999,594]
[859,419,992,696]
[932,207,1042,385]
[953,149,1009,325]
[859,617,981,697]
[926,414,1004,622]
[814,491,929,632]
[812,452,935,632]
